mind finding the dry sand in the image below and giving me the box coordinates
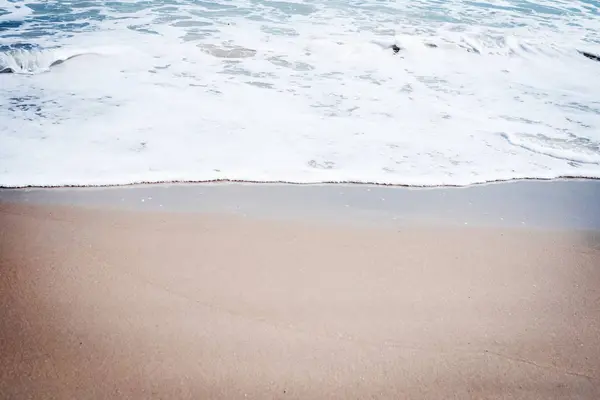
[1,198,599,399]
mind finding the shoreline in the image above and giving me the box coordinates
[1,176,599,190]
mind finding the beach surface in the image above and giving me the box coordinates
[1,181,599,399]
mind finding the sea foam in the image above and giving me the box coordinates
[0,0,599,187]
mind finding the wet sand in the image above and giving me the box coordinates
[1,182,599,399]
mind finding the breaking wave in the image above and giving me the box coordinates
[0,44,101,74]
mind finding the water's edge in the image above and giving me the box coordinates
[2,178,599,231]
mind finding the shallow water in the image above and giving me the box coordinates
[1,0,599,187]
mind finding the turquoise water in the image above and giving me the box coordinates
[0,0,599,187]
[1,0,598,40]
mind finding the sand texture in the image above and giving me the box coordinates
[1,201,600,399]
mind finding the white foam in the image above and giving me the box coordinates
[0,0,599,187]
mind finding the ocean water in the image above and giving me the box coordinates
[1,0,599,187]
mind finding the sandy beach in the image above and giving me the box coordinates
[1,182,599,399]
